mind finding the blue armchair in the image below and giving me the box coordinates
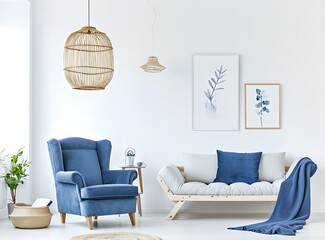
[47,137,138,229]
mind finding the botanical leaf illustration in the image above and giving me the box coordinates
[255,88,270,127]
[204,90,210,99]
[209,80,214,89]
[204,65,227,113]
[217,80,226,85]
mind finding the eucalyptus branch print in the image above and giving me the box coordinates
[203,65,227,113]
[255,89,270,127]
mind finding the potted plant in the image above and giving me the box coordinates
[0,147,30,215]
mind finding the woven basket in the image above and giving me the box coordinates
[9,203,53,229]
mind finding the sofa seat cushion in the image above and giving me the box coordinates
[174,179,284,195]
[81,184,138,200]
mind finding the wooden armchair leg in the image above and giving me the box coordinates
[128,213,136,226]
[85,216,93,230]
[60,213,66,224]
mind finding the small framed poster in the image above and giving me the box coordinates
[245,83,281,129]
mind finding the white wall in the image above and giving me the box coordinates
[31,0,325,213]
[0,1,30,217]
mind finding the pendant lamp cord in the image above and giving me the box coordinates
[88,0,91,26]
[147,0,157,56]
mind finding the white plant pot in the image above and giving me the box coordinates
[0,179,7,209]
[126,156,135,166]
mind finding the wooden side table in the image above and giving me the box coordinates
[121,165,145,216]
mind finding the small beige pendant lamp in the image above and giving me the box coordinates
[141,0,165,73]
[63,0,114,90]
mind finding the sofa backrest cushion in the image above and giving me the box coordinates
[285,158,299,179]
[214,150,262,184]
[181,152,286,184]
[158,164,185,194]
[182,153,217,183]
[259,152,286,182]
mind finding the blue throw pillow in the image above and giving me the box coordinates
[214,150,262,184]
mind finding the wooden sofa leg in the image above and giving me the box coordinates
[85,216,93,230]
[60,213,66,224]
[128,213,136,226]
[166,200,185,220]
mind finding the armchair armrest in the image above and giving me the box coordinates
[56,171,86,189]
[102,170,137,184]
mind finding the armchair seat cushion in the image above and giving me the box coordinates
[81,184,138,200]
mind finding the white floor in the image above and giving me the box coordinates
[0,212,324,240]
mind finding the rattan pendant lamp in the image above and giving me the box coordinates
[64,0,114,90]
[141,0,165,73]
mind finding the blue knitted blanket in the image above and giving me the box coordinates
[229,157,317,235]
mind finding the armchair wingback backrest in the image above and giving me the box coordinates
[47,137,112,186]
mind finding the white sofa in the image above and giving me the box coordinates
[157,152,294,220]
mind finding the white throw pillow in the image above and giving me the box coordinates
[259,152,286,182]
[182,153,217,183]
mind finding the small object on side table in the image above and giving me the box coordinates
[136,161,146,167]
[121,164,146,216]
[125,147,136,166]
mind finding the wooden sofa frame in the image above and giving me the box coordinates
[157,166,290,220]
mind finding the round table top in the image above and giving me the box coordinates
[121,165,146,169]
